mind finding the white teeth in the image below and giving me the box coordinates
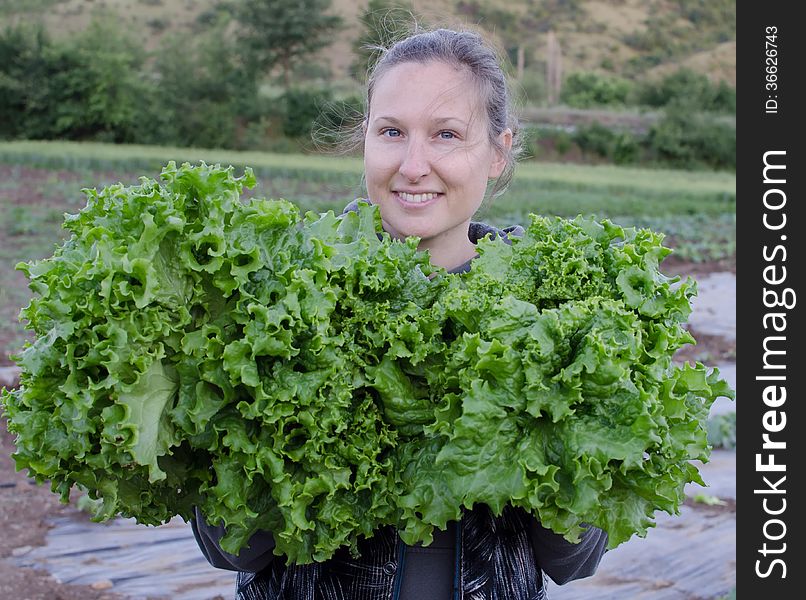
[399,192,437,203]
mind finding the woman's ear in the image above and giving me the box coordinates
[488,128,513,178]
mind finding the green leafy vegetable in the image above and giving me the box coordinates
[1,161,734,565]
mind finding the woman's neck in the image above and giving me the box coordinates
[420,232,478,272]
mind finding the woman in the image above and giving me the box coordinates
[192,27,608,599]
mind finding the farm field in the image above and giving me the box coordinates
[0,141,736,600]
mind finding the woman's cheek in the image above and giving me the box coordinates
[365,152,399,183]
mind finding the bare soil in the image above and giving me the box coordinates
[0,415,127,600]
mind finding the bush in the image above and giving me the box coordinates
[311,95,364,152]
[572,123,641,165]
[561,71,632,108]
[0,20,151,143]
[634,68,735,113]
[148,26,258,149]
[522,114,731,171]
[241,119,307,153]
[573,123,616,158]
[0,23,51,139]
[520,125,541,160]
[611,133,641,165]
[521,126,577,161]
[350,0,415,82]
[706,411,736,450]
[647,108,735,170]
[49,19,151,143]
[291,60,333,83]
[710,80,737,113]
[515,71,547,106]
[281,88,333,138]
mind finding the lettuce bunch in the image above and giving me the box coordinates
[1,162,733,564]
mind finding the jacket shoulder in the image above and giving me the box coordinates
[468,221,525,244]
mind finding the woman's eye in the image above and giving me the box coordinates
[438,130,456,140]
[382,128,401,138]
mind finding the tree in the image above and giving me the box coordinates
[350,0,416,82]
[0,18,151,142]
[50,17,150,142]
[527,0,585,32]
[0,23,52,139]
[229,0,343,88]
[149,25,259,149]
[456,1,523,77]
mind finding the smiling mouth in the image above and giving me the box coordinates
[396,191,442,204]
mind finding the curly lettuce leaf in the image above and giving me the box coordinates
[1,161,735,564]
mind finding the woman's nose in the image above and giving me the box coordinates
[398,139,431,182]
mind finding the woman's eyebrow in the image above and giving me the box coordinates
[373,116,469,127]
[432,117,468,127]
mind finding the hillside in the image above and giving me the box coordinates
[1,0,735,87]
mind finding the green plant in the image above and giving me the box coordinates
[622,0,735,70]
[146,18,170,32]
[229,0,343,87]
[515,71,547,106]
[553,131,573,155]
[0,17,152,143]
[281,87,333,139]
[634,68,735,114]
[647,108,736,170]
[573,123,613,157]
[706,411,736,449]
[311,95,364,152]
[571,124,642,166]
[147,25,258,149]
[0,0,60,16]
[350,0,414,82]
[691,493,726,506]
[2,161,733,565]
[5,206,40,236]
[45,17,151,143]
[624,213,735,264]
[0,143,737,379]
[0,23,48,139]
[561,71,632,108]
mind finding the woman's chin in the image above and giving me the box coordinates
[381,220,435,243]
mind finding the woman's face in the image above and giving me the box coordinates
[363,60,511,269]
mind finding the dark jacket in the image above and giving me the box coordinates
[190,202,609,599]
[193,504,607,600]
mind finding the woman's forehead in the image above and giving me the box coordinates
[369,61,482,119]
[373,59,473,90]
